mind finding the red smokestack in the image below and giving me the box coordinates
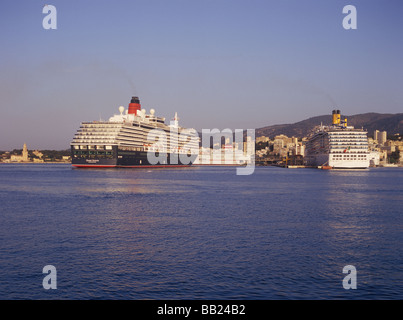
[128,96,141,115]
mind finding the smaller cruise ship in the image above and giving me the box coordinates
[304,110,369,169]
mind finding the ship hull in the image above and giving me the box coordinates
[305,153,370,169]
[71,147,196,168]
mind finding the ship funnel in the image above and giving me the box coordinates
[128,96,141,115]
[332,109,341,125]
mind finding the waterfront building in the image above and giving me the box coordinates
[374,130,387,146]
[32,150,43,159]
[374,130,380,143]
[10,143,29,162]
[380,131,387,145]
[272,139,284,154]
[256,136,270,143]
[369,151,380,166]
[22,143,28,162]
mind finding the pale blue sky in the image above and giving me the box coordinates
[0,0,402,149]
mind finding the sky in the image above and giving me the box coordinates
[0,0,402,150]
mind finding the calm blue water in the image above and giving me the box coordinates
[0,164,402,300]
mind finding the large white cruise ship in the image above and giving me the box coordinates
[304,110,370,169]
[70,96,199,168]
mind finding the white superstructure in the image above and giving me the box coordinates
[71,108,198,153]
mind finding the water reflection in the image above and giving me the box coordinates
[313,168,402,295]
[0,164,401,299]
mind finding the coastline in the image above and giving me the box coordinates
[1,162,402,168]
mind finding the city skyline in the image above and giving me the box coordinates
[1,0,403,150]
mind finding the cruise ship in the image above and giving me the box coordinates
[70,96,199,168]
[304,110,370,169]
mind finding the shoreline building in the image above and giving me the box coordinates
[374,130,387,146]
[10,143,29,162]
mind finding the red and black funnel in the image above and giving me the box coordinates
[128,96,141,115]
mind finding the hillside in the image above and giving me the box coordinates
[256,113,403,139]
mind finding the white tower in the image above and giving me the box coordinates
[22,143,28,162]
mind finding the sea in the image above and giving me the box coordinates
[0,164,402,300]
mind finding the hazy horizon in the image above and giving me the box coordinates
[1,0,402,150]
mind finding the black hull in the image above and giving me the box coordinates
[71,147,196,168]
